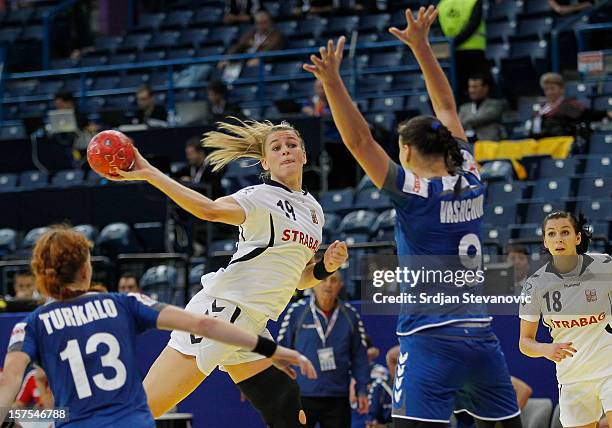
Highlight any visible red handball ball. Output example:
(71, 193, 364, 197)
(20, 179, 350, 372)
(87, 130, 135, 177)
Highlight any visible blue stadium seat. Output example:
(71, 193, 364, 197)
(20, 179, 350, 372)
(52, 169, 84, 187)
(193, 7, 223, 25)
(593, 96, 612, 111)
(35, 80, 64, 96)
(220, 159, 261, 194)
(149, 31, 180, 49)
(275, 21, 298, 37)
(405, 95, 433, 115)
(511, 224, 543, 240)
(50, 58, 80, 69)
(0, 228, 18, 257)
(592, 221, 610, 240)
(196, 45, 225, 58)
(92, 76, 120, 91)
(339, 232, 369, 245)
(483, 226, 511, 247)
(538, 158, 577, 178)
(323, 16, 359, 36)
(21, 227, 49, 252)
(522, 201, 566, 224)
(137, 51, 166, 63)
(367, 113, 395, 133)
(583, 155, 612, 176)
(369, 51, 402, 68)
(359, 13, 390, 32)
(73, 224, 98, 242)
(292, 18, 325, 38)
(390, 73, 425, 92)
(0, 123, 27, 140)
(166, 47, 196, 60)
(135, 12, 165, 31)
(487, 21, 516, 41)
(601, 80, 612, 95)
(140, 265, 178, 304)
(287, 38, 318, 49)
(290, 80, 316, 98)
(164, 10, 193, 28)
(240, 62, 273, 79)
(370, 208, 396, 238)
(229, 84, 258, 102)
(486, 43, 510, 65)
(522, 0, 553, 15)
(576, 177, 611, 199)
(177, 29, 209, 48)
(319, 189, 354, 213)
(339, 210, 378, 234)
(19, 170, 48, 189)
(209, 239, 237, 256)
(589, 132, 612, 155)
(22, 26, 43, 41)
(371, 96, 404, 112)
(94, 35, 122, 53)
(565, 81, 596, 98)
(479, 160, 514, 182)
(120, 34, 152, 51)
(484, 204, 517, 226)
(0, 27, 22, 43)
(358, 75, 393, 95)
(0, 173, 18, 191)
(486, 181, 527, 205)
(241, 106, 262, 120)
(96, 223, 142, 256)
(531, 178, 571, 201)
(273, 61, 305, 77)
(119, 74, 149, 89)
(510, 40, 548, 60)
(575, 200, 611, 223)
(189, 263, 206, 297)
(107, 53, 136, 65)
(516, 17, 553, 39)
(80, 54, 108, 67)
(6, 7, 33, 23)
(19, 102, 48, 117)
(486, 1, 522, 21)
(353, 188, 392, 211)
(323, 212, 341, 241)
(207, 26, 238, 46)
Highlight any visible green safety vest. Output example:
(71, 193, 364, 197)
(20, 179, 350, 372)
(438, 0, 486, 51)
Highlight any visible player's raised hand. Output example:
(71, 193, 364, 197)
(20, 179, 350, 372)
(270, 346, 318, 380)
(542, 342, 577, 363)
(303, 36, 346, 84)
(323, 240, 348, 272)
(106, 146, 155, 182)
(388, 5, 438, 50)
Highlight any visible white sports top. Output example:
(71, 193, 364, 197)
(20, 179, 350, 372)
(519, 253, 612, 384)
(202, 179, 324, 321)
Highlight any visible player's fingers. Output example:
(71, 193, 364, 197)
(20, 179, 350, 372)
(417, 6, 425, 21)
(282, 365, 297, 380)
(303, 63, 318, 74)
(567, 346, 578, 353)
(405, 8, 415, 25)
(310, 54, 324, 67)
(335, 36, 346, 57)
(327, 39, 334, 56)
(429, 8, 439, 24)
(560, 350, 574, 358)
(319, 46, 328, 61)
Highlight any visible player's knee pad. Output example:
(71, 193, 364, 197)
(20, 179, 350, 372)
(237, 366, 306, 428)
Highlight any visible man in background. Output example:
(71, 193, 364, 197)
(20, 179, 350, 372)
(459, 73, 507, 141)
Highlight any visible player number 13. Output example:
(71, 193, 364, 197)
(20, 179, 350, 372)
(59, 332, 127, 399)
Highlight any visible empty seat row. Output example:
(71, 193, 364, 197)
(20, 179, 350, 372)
(0, 170, 109, 191)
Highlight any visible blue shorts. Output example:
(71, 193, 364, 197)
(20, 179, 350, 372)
(392, 328, 519, 423)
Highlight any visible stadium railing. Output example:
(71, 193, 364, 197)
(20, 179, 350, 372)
(0, 37, 454, 126)
(551, 0, 611, 73)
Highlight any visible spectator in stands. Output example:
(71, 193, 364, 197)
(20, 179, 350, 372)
(219, 10, 285, 69)
(365, 345, 399, 428)
(548, 0, 594, 15)
(118, 272, 141, 294)
(438, 0, 488, 103)
(223, 0, 260, 24)
(134, 85, 168, 127)
(295, 0, 334, 15)
(277, 270, 370, 427)
(53, 91, 91, 131)
(528, 72, 611, 138)
(506, 244, 531, 292)
(177, 138, 224, 199)
(207, 80, 243, 122)
(12, 271, 37, 300)
(302, 80, 331, 118)
(458, 73, 507, 141)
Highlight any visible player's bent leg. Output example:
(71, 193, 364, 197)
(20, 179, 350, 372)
(225, 357, 273, 383)
(604, 412, 611, 428)
(143, 346, 206, 418)
(231, 364, 307, 428)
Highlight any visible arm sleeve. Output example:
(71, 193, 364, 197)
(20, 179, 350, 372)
(349, 307, 370, 396)
(7, 320, 37, 363)
(230, 186, 261, 218)
(124, 293, 167, 334)
(454, 0, 483, 46)
(276, 302, 301, 347)
(518, 280, 541, 322)
(381, 160, 430, 205)
(367, 382, 383, 422)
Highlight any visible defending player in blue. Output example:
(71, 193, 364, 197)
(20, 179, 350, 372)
(0, 226, 316, 427)
(304, 5, 522, 427)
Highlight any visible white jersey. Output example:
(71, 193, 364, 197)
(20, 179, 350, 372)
(519, 253, 612, 384)
(202, 179, 324, 320)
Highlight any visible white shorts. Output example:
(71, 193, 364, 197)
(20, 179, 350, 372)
(167, 288, 272, 375)
(559, 375, 612, 427)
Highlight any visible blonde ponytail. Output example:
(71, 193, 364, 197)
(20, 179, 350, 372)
(202, 118, 303, 172)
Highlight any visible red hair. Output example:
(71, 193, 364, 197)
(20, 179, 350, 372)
(30, 225, 92, 300)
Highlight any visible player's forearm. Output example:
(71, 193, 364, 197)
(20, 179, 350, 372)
(0, 373, 22, 421)
(323, 76, 375, 150)
(145, 169, 216, 221)
(519, 337, 546, 358)
(296, 263, 320, 290)
(410, 42, 457, 114)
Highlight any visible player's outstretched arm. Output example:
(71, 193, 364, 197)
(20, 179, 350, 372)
(389, 6, 467, 141)
(297, 241, 348, 290)
(0, 352, 30, 421)
(106, 147, 246, 225)
(519, 319, 577, 363)
(303, 37, 391, 188)
(157, 305, 317, 379)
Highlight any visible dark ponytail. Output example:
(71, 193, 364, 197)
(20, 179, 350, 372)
(542, 211, 592, 254)
(397, 116, 463, 174)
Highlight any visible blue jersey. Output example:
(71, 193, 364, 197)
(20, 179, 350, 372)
(381, 141, 492, 335)
(8, 292, 165, 427)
